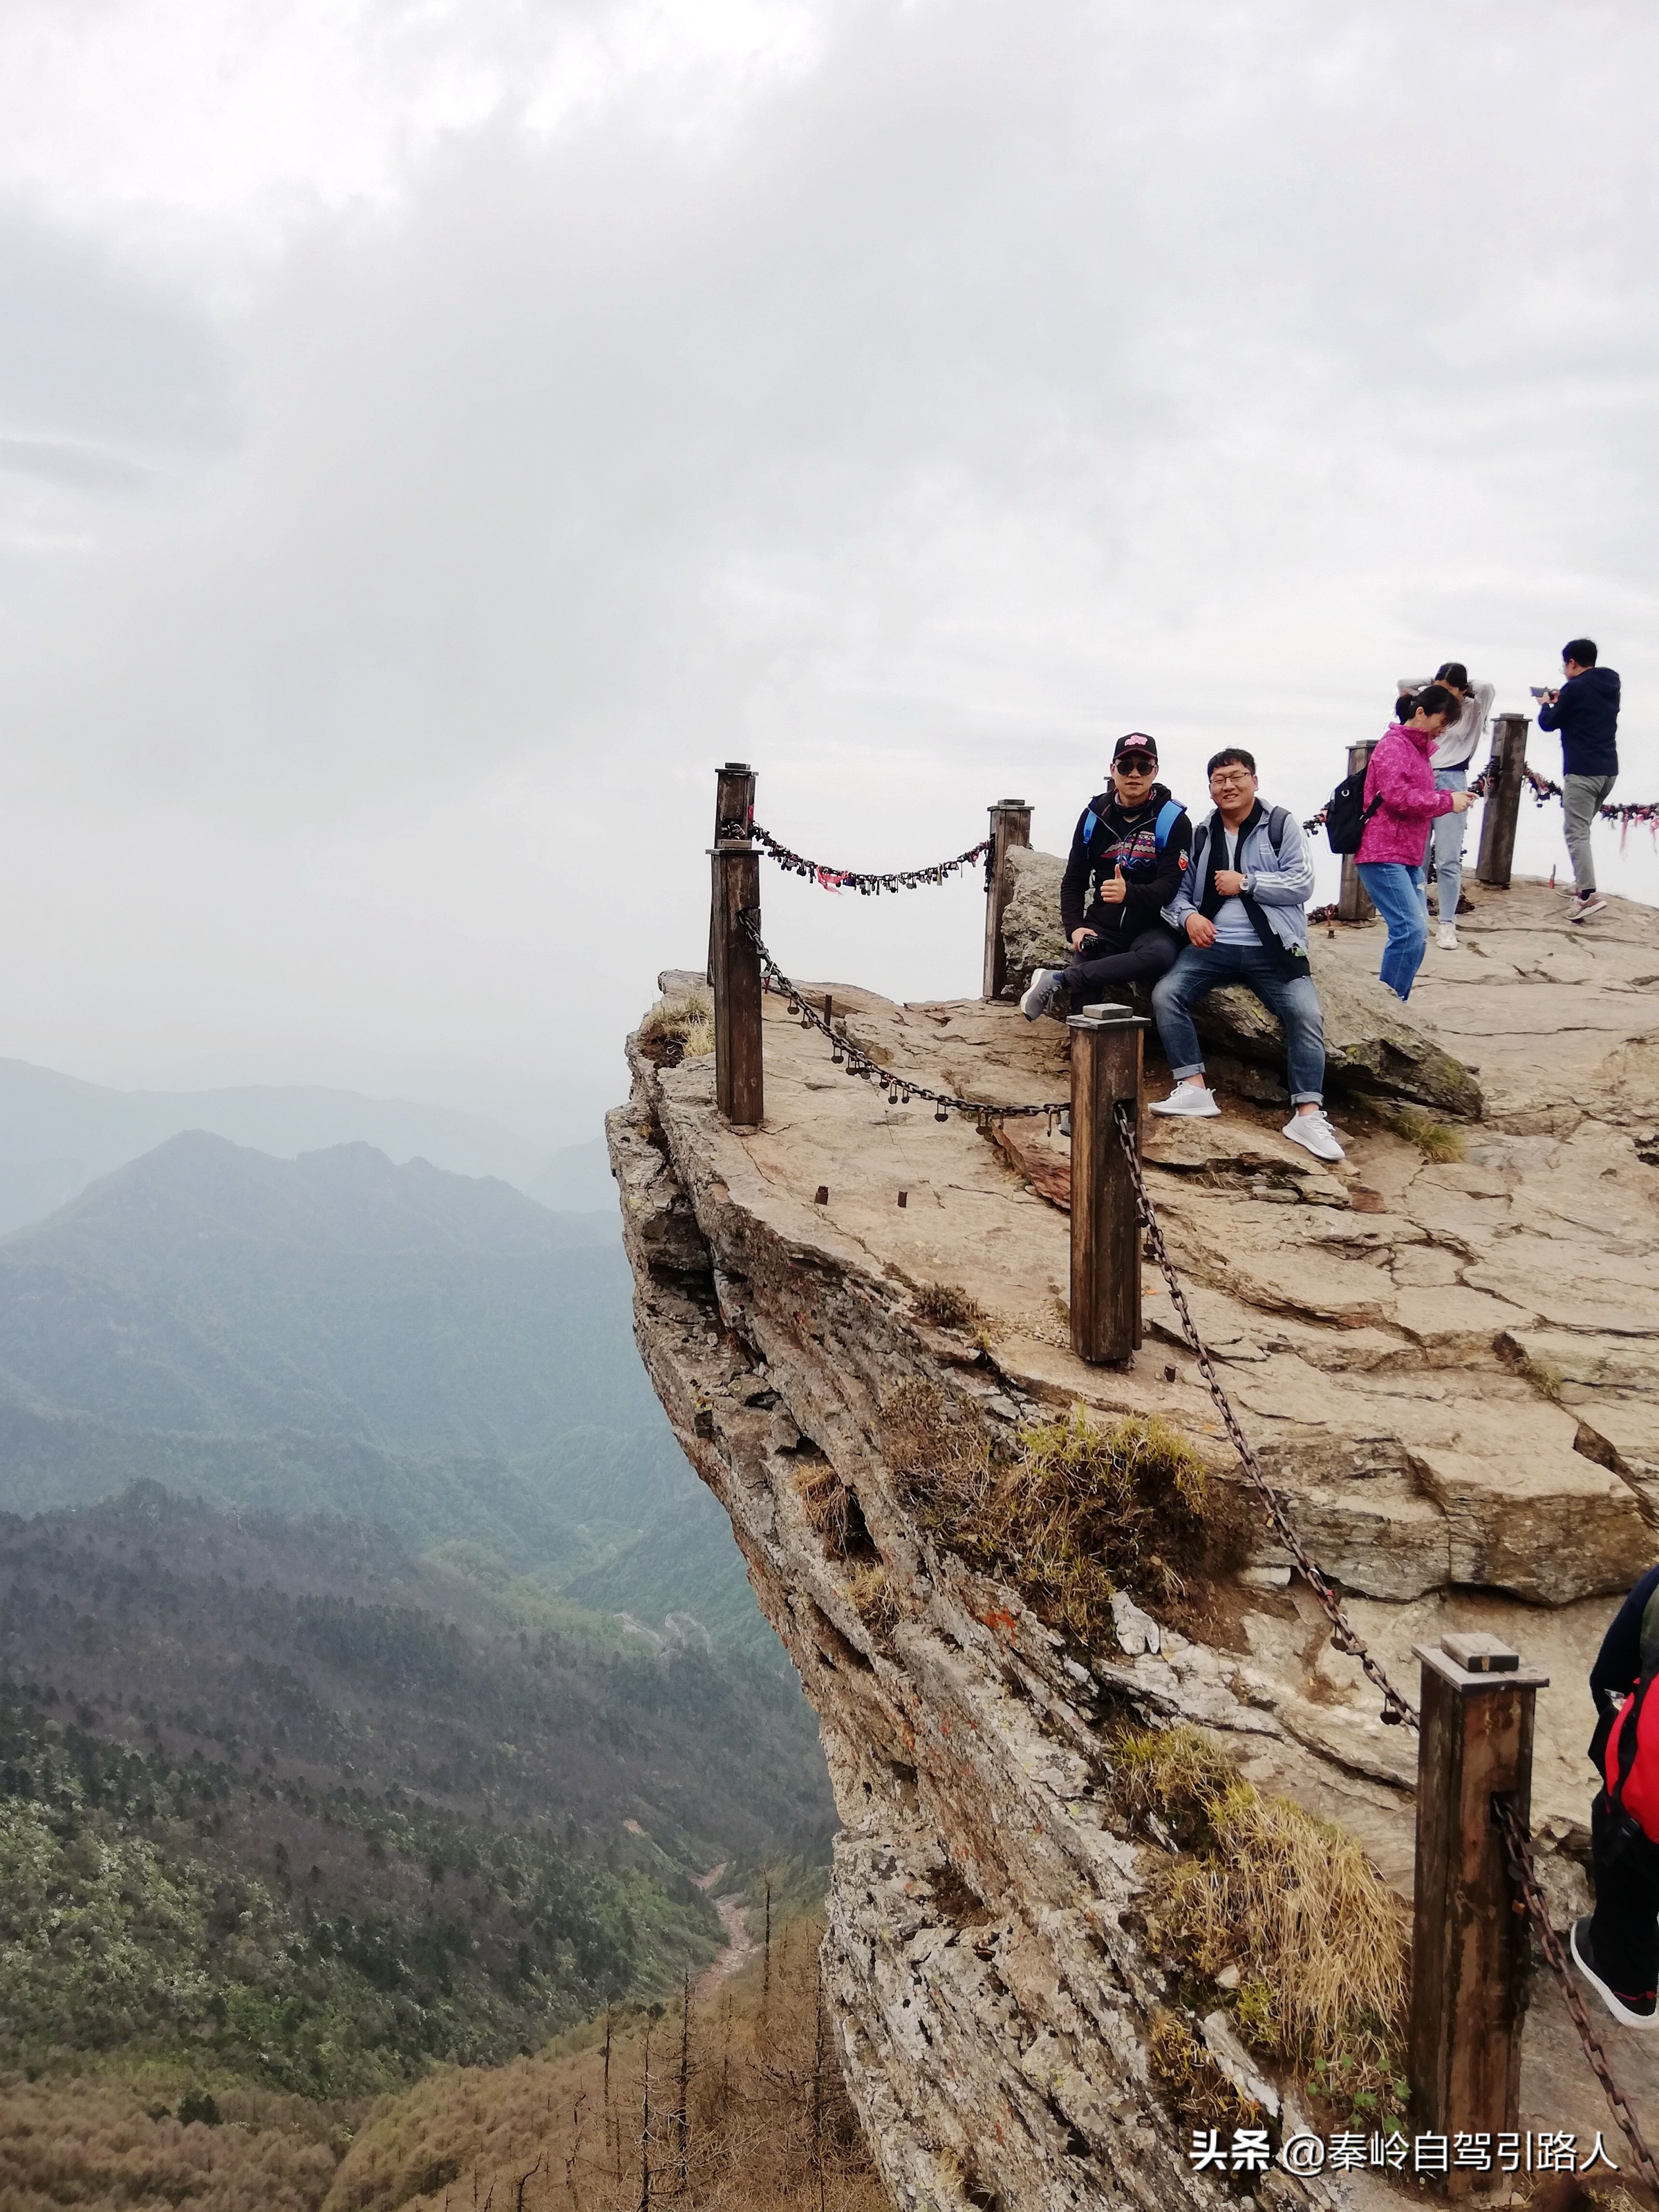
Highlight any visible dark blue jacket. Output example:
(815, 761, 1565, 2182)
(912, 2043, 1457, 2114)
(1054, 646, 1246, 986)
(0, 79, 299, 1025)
(1538, 665, 1620, 777)
(1060, 784, 1192, 943)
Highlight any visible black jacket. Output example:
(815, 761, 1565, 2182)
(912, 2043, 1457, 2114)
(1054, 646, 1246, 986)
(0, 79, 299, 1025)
(1538, 665, 1620, 778)
(1060, 784, 1192, 944)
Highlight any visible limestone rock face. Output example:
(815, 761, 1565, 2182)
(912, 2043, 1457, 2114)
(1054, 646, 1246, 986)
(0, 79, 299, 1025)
(998, 845, 1482, 1117)
(609, 875, 1659, 2206)
(998, 844, 1072, 986)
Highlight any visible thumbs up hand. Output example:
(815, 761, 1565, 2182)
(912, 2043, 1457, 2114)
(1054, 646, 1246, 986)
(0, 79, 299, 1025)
(1100, 863, 1128, 905)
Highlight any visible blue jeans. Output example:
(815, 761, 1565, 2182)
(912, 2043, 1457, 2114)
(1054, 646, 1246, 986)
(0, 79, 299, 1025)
(1423, 767, 1467, 921)
(1150, 941, 1327, 1107)
(1357, 862, 1430, 1000)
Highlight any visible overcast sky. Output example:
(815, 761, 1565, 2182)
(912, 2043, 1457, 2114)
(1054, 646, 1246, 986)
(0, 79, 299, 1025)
(1, 0, 1654, 1146)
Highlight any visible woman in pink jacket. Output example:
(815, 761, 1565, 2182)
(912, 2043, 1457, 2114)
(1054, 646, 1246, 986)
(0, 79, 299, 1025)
(1356, 683, 1475, 1000)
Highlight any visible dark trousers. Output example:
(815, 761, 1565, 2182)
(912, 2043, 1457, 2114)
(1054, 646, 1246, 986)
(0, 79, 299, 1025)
(1590, 1788, 1659, 2004)
(1061, 924, 1180, 1001)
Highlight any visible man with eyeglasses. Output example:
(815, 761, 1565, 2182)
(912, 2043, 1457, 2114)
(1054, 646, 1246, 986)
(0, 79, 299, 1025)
(1020, 733, 1192, 1022)
(1149, 747, 1344, 1163)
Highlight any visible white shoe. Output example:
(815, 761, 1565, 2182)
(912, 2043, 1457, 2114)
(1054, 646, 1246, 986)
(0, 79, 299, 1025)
(1437, 926, 1458, 950)
(1150, 1084, 1221, 1119)
(1020, 968, 1062, 1021)
(1282, 1111, 1344, 1163)
(1571, 894, 1607, 924)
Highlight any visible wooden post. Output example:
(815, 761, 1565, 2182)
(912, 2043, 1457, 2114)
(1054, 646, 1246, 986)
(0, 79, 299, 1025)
(1068, 1005, 1147, 1364)
(708, 763, 756, 982)
(1337, 740, 1378, 924)
(711, 842, 763, 1127)
(982, 799, 1032, 1002)
(1408, 1633, 1548, 2190)
(1476, 713, 1529, 890)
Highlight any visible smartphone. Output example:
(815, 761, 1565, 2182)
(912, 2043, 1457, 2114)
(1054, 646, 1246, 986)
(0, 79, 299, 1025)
(1530, 686, 1552, 701)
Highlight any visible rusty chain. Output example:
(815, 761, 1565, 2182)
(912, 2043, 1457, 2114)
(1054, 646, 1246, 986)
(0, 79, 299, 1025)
(1109, 1101, 1421, 1731)
(1112, 1099, 1659, 2175)
(737, 911, 1068, 1123)
(1494, 1799, 1659, 2190)
(720, 820, 993, 894)
(727, 827, 1656, 2161)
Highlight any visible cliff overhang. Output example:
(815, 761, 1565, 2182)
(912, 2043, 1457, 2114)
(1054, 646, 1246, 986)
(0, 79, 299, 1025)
(608, 874, 1659, 2207)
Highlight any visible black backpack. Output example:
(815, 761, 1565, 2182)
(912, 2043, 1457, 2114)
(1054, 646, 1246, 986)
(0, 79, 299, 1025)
(1322, 765, 1382, 856)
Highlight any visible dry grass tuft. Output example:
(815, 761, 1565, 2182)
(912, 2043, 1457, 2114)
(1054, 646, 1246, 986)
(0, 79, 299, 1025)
(793, 1459, 860, 1556)
(842, 1562, 895, 1627)
(1146, 2008, 1259, 2133)
(638, 990, 716, 1066)
(912, 1282, 988, 1333)
(1118, 1725, 1409, 2125)
(1388, 1105, 1465, 1162)
(885, 1383, 1228, 1642)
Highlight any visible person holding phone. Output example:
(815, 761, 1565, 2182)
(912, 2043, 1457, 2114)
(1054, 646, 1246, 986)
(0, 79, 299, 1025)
(1020, 734, 1192, 1020)
(1356, 684, 1475, 1002)
(1394, 659, 1492, 949)
(1537, 639, 1621, 923)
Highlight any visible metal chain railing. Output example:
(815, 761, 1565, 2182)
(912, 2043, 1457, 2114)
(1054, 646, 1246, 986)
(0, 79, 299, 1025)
(1109, 1101, 1421, 1731)
(720, 821, 993, 894)
(1521, 769, 1659, 830)
(1111, 1098, 1659, 2177)
(1495, 1799, 1659, 2190)
(738, 911, 1067, 1123)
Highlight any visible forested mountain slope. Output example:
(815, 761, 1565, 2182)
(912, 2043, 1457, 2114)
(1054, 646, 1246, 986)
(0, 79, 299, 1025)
(0, 1486, 834, 2097)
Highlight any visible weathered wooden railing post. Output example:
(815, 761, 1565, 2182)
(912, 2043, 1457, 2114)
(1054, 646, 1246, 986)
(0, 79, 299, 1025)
(1408, 1633, 1548, 2191)
(1476, 713, 1529, 890)
(982, 799, 1032, 1001)
(708, 763, 756, 982)
(1337, 740, 1378, 924)
(1068, 1004, 1147, 1365)
(711, 838, 763, 1127)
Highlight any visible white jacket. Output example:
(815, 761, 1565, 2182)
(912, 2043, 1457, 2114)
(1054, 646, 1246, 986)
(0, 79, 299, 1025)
(1396, 676, 1494, 773)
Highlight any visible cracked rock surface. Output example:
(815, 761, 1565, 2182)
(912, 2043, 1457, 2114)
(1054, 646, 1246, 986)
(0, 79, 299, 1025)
(608, 874, 1659, 2207)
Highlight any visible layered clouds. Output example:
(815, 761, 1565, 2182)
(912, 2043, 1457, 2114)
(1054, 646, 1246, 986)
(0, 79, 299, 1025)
(0, 1, 1655, 1134)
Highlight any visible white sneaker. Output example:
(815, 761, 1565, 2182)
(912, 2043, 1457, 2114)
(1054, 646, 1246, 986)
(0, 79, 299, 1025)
(1150, 1084, 1221, 1119)
(1437, 926, 1459, 950)
(1282, 1111, 1344, 1163)
(1571, 894, 1607, 924)
(1020, 968, 1062, 1021)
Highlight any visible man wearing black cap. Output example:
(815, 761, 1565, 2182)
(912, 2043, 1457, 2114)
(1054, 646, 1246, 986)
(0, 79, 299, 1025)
(1022, 735, 1192, 1021)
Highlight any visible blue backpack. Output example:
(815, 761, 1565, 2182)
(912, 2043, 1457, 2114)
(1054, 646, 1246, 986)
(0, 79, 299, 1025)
(1081, 796, 1184, 853)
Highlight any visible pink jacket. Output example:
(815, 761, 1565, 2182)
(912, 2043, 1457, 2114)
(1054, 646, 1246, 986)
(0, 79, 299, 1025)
(1357, 722, 1455, 865)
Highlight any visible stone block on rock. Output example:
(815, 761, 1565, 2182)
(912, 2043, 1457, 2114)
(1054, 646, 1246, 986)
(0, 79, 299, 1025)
(1407, 1445, 1646, 1604)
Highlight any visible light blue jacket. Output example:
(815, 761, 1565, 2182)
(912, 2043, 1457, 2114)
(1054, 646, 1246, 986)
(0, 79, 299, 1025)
(1162, 805, 1315, 955)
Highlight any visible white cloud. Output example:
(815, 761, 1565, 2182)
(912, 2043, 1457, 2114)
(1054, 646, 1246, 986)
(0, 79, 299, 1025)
(0, 0, 1655, 1139)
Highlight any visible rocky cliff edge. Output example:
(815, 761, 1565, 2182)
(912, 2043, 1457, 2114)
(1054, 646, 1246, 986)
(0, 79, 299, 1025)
(607, 875, 1659, 2211)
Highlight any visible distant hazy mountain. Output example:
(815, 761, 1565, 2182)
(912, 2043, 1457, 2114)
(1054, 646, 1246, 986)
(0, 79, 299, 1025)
(0, 1055, 615, 1233)
(529, 1134, 617, 1212)
(0, 1130, 761, 1646)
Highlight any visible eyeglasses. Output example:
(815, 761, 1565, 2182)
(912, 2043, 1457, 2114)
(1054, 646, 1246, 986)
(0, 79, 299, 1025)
(1116, 756, 1155, 772)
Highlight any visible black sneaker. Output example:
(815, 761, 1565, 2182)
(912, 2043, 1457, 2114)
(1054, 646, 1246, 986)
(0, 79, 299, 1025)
(1571, 1915, 1659, 2029)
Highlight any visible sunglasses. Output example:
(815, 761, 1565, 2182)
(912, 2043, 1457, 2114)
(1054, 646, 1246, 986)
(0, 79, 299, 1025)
(1116, 754, 1156, 771)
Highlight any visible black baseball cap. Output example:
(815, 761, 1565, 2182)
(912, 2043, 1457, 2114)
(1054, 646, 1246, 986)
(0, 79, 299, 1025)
(1112, 732, 1158, 766)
